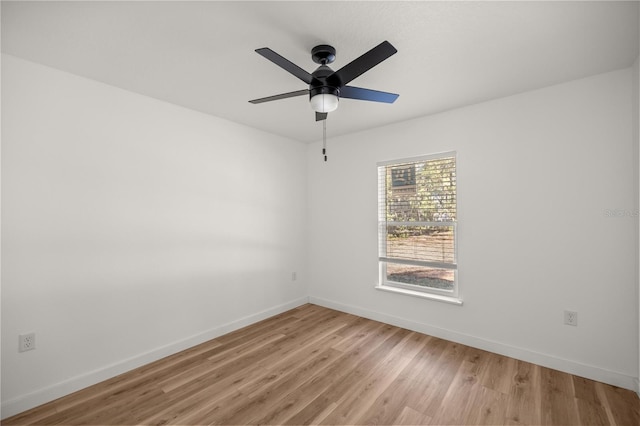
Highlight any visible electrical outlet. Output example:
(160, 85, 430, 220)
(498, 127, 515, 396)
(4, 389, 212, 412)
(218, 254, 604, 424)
(564, 311, 578, 326)
(19, 333, 36, 352)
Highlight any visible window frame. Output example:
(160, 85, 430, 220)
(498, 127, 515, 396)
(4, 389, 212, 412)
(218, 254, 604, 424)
(377, 152, 461, 304)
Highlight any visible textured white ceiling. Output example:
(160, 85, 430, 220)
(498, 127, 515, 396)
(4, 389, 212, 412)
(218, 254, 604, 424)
(2, 1, 639, 143)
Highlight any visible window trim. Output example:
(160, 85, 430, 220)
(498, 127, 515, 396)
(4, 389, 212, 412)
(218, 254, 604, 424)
(375, 283, 463, 306)
(377, 151, 461, 304)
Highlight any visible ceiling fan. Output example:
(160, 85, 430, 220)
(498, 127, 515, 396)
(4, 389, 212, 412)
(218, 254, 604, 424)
(249, 41, 399, 121)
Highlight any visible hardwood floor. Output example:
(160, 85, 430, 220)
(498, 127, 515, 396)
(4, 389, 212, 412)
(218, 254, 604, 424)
(4, 304, 639, 425)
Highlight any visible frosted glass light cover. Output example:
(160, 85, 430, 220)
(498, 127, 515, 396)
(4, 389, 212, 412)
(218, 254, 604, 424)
(310, 94, 339, 113)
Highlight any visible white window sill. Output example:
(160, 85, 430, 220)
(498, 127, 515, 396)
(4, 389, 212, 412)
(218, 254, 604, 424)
(375, 284, 463, 306)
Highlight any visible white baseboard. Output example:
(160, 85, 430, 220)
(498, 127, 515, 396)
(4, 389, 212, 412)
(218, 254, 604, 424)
(309, 296, 639, 394)
(1, 296, 310, 419)
(636, 378, 640, 398)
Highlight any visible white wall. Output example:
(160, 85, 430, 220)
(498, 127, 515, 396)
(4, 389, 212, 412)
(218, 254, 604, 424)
(308, 68, 639, 391)
(1, 54, 308, 417)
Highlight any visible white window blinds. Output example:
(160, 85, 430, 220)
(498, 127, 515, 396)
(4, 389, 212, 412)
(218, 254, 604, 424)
(378, 153, 457, 294)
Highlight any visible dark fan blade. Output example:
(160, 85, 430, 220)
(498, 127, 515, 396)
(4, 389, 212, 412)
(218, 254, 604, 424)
(339, 86, 399, 103)
(249, 89, 309, 104)
(327, 41, 397, 87)
(315, 112, 328, 121)
(255, 48, 313, 84)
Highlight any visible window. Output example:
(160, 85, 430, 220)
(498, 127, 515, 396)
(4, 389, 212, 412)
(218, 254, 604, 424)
(377, 152, 458, 301)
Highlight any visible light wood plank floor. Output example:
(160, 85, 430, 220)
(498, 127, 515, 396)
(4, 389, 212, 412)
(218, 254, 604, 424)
(4, 304, 639, 425)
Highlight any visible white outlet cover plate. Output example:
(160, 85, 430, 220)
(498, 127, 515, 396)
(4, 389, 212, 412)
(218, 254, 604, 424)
(19, 333, 36, 352)
(564, 311, 578, 326)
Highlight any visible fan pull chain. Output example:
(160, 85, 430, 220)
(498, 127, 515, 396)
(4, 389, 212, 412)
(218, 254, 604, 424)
(322, 119, 327, 162)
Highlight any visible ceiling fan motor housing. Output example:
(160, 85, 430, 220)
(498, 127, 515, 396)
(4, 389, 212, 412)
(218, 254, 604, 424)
(310, 64, 340, 99)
